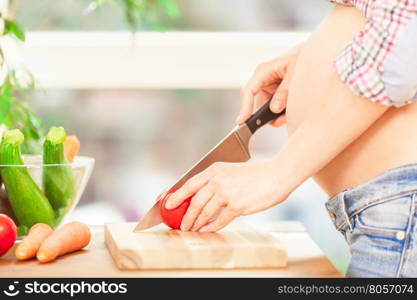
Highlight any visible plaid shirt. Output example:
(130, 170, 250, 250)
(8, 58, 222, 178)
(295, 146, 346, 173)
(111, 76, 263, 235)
(329, 0, 417, 106)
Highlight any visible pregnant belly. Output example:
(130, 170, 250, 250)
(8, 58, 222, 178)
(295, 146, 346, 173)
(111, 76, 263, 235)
(294, 102, 417, 197)
(285, 6, 417, 197)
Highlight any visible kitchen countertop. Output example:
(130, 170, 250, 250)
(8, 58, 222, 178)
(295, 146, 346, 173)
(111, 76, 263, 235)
(0, 222, 342, 278)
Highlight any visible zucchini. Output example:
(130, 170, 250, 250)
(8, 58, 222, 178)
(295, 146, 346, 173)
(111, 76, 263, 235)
(43, 126, 75, 211)
(0, 129, 55, 230)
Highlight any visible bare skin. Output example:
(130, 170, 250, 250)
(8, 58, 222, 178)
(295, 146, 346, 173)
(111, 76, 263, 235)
(165, 5, 417, 232)
(287, 6, 417, 196)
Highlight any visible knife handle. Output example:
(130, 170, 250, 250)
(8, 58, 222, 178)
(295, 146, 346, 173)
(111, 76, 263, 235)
(245, 99, 286, 134)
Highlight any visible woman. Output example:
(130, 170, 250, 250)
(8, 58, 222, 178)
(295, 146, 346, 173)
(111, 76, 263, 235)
(165, 1, 417, 277)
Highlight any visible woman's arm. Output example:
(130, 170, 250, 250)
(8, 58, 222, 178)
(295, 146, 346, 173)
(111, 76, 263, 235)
(271, 73, 388, 196)
(165, 5, 394, 232)
(166, 72, 388, 233)
(166, 73, 389, 233)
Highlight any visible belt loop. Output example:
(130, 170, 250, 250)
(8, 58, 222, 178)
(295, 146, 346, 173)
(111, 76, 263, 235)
(342, 191, 353, 232)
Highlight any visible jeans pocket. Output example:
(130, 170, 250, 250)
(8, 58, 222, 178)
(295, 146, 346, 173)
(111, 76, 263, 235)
(349, 193, 414, 242)
(345, 193, 415, 277)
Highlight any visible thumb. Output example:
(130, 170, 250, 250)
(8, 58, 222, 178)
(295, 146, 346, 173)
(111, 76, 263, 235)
(270, 82, 289, 113)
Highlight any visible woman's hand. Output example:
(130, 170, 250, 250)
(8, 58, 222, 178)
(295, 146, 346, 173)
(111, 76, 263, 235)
(162, 44, 304, 233)
(236, 45, 302, 127)
(164, 160, 289, 232)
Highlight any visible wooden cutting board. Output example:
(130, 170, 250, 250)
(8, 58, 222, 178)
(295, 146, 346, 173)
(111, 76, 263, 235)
(104, 222, 287, 270)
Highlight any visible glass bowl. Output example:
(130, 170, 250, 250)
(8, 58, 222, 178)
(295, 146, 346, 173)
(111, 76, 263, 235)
(0, 155, 94, 236)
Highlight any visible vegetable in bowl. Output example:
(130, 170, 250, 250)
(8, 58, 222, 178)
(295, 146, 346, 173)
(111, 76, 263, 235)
(43, 127, 76, 211)
(0, 129, 55, 232)
(0, 127, 94, 236)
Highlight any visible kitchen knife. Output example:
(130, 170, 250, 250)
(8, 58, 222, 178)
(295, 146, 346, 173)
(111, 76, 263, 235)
(134, 99, 285, 231)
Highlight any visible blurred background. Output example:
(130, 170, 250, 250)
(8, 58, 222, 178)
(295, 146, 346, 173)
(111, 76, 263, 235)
(12, 0, 349, 272)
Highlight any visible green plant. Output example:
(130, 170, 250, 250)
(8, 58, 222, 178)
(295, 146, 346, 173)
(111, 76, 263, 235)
(87, 0, 180, 31)
(0, 1, 42, 154)
(0, 0, 179, 154)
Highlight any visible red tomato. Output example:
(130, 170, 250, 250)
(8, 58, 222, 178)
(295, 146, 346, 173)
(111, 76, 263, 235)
(0, 214, 17, 256)
(159, 190, 192, 230)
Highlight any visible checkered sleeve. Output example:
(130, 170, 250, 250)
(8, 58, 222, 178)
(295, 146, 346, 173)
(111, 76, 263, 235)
(328, 0, 353, 5)
(333, 0, 417, 106)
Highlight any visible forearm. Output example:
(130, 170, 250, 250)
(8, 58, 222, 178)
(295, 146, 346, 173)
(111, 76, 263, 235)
(273, 74, 388, 195)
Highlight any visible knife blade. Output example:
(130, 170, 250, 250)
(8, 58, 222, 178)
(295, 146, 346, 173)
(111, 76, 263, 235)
(134, 99, 285, 231)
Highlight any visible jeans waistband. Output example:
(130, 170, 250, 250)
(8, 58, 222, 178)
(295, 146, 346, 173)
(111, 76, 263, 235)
(325, 163, 417, 232)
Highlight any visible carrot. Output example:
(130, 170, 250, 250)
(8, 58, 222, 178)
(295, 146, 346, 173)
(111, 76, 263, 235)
(15, 223, 53, 260)
(36, 221, 91, 263)
(64, 135, 80, 163)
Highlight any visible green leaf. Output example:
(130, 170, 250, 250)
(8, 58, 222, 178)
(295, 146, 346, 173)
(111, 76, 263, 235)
(8, 68, 35, 90)
(0, 47, 4, 66)
(91, 0, 180, 32)
(5, 20, 25, 41)
(4, 99, 44, 154)
(156, 0, 180, 18)
(0, 84, 12, 124)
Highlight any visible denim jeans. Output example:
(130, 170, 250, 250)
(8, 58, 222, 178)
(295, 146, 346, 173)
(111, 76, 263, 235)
(326, 163, 417, 277)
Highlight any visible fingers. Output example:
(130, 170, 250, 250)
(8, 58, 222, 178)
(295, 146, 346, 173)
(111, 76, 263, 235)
(270, 58, 295, 114)
(199, 207, 238, 232)
(236, 89, 254, 125)
(263, 82, 280, 95)
(155, 189, 168, 203)
(255, 82, 286, 127)
(180, 185, 214, 231)
(254, 83, 279, 111)
(270, 79, 290, 114)
(268, 63, 293, 128)
(270, 114, 287, 128)
(237, 57, 293, 126)
(254, 89, 272, 111)
(165, 171, 210, 209)
(236, 63, 279, 125)
(191, 196, 225, 232)
(270, 88, 288, 113)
